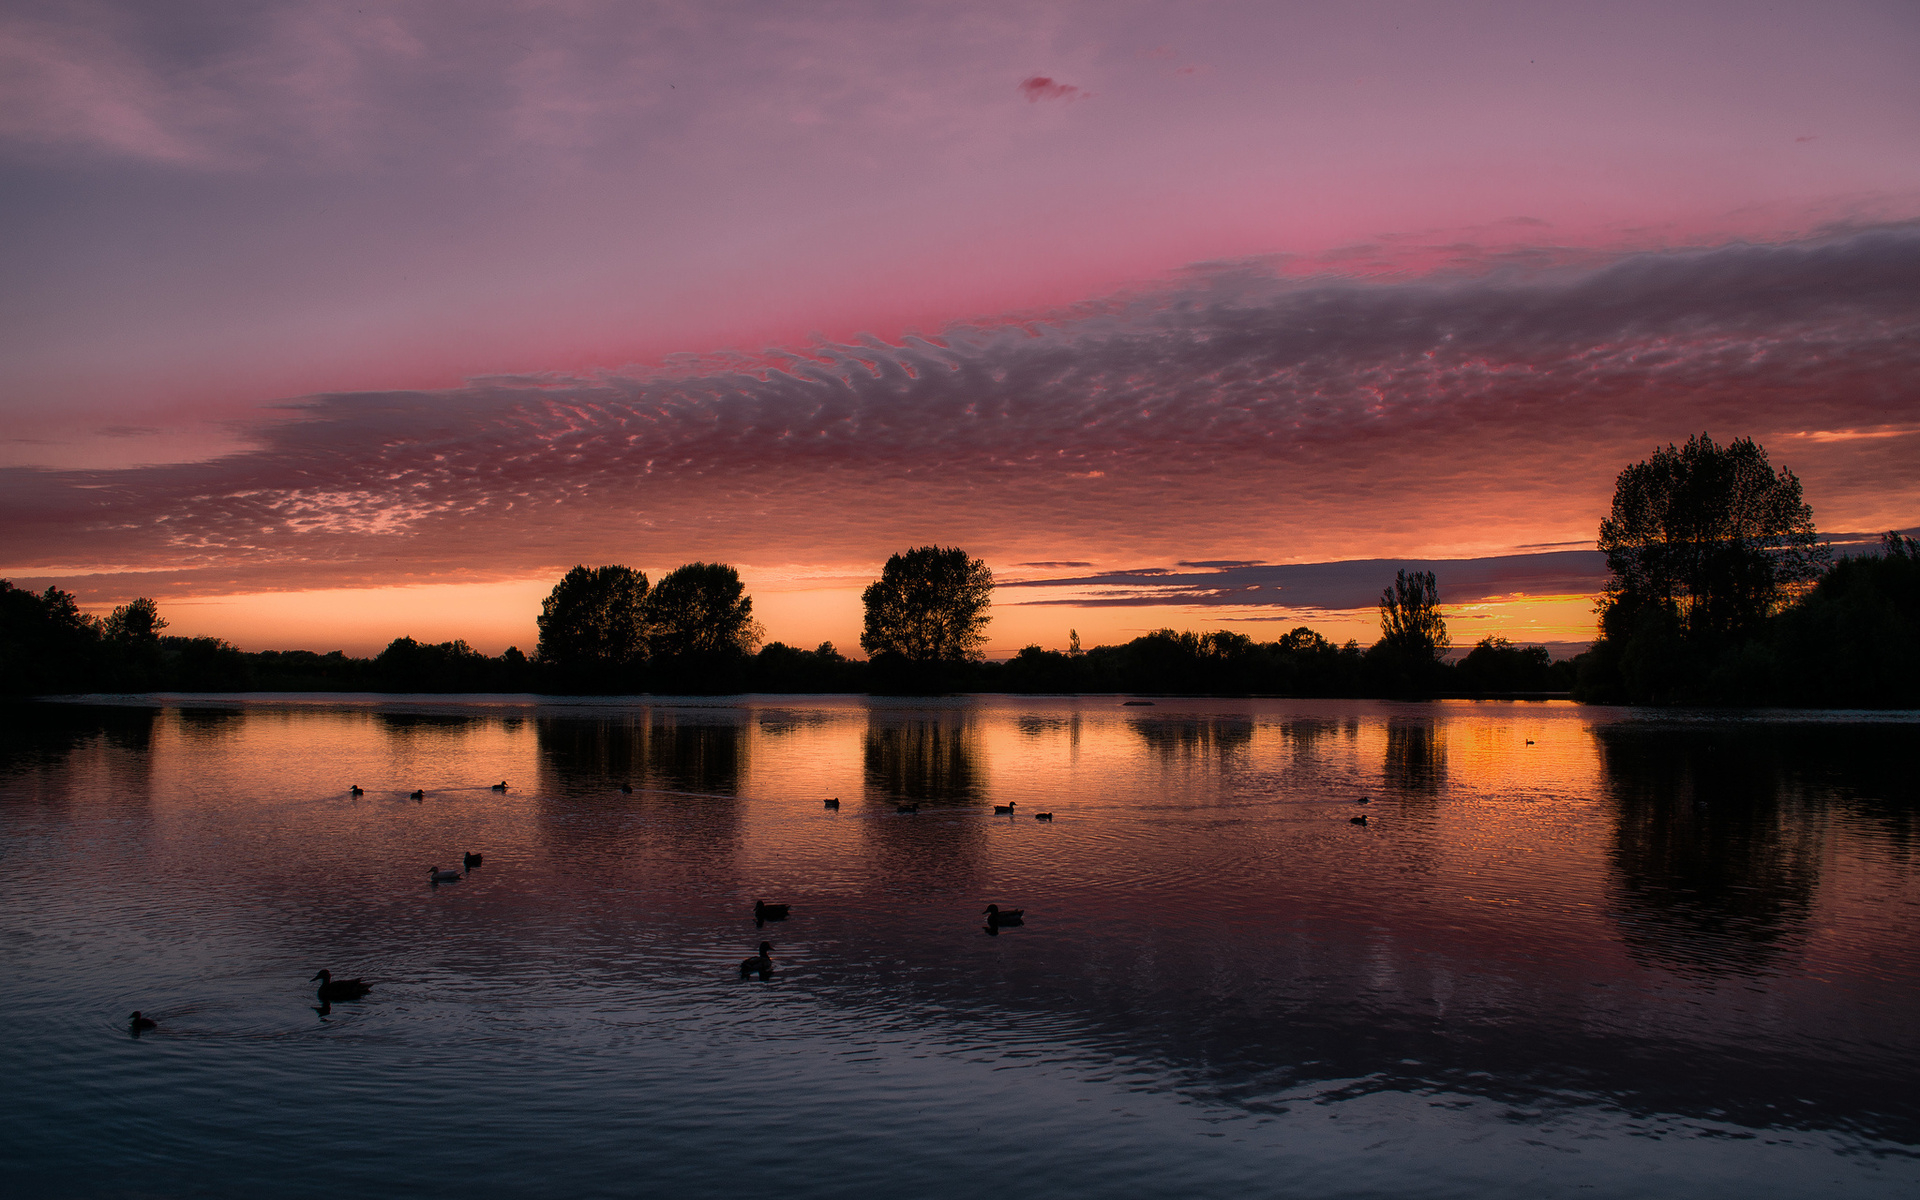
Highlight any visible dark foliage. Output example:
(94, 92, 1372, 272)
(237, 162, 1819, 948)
(1598, 433, 1827, 645)
(861, 546, 994, 665)
(536, 565, 651, 689)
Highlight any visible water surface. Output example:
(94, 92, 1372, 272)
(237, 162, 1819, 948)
(3, 695, 1916, 1197)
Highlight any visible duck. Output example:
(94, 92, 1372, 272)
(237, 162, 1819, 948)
(349, 784, 364, 796)
(739, 942, 773, 977)
(462, 851, 483, 869)
(429, 865, 463, 882)
(754, 900, 790, 924)
(1350, 814, 1368, 826)
(311, 970, 372, 1001)
(1525, 739, 1536, 745)
(982, 904, 1024, 927)
(896, 802, 920, 814)
(823, 797, 840, 809)
(410, 789, 425, 800)
(490, 780, 508, 791)
(619, 782, 634, 794)
(994, 802, 1016, 815)
(1355, 797, 1370, 805)
(128, 1011, 157, 1034)
(1034, 812, 1054, 821)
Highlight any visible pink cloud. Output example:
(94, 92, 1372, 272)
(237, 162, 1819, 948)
(1018, 76, 1085, 103)
(4, 227, 1916, 604)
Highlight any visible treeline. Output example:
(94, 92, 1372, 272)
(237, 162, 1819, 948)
(0, 576, 1565, 697)
(1575, 529, 1920, 706)
(1571, 434, 1920, 707)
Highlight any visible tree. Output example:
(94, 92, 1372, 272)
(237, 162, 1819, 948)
(1598, 433, 1827, 643)
(1377, 569, 1450, 662)
(860, 546, 993, 663)
(104, 597, 167, 642)
(646, 562, 761, 662)
(536, 565, 651, 673)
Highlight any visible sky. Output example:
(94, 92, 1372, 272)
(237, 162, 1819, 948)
(2, 1, 1917, 658)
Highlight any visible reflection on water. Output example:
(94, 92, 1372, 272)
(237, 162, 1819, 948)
(1127, 713, 1255, 760)
(862, 712, 982, 806)
(1599, 725, 1822, 974)
(535, 711, 749, 797)
(2, 695, 1917, 1199)
(1383, 718, 1446, 794)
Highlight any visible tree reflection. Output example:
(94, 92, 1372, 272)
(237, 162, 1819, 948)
(1127, 716, 1254, 760)
(1598, 725, 1819, 976)
(1382, 720, 1446, 794)
(863, 715, 982, 806)
(0, 704, 158, 800)
(859, 712, 986, 886)
(535, 712, 747, 797)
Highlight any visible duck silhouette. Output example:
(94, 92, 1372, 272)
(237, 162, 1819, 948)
(491, 780, 508, 791)
(896, 802, 920, 814)
(1034, 812, 1054, 821)
(1351, 814, 1368, 826)
(311, 970, 372, 1002)
(982, 904, 1024, 927)
(739, 942, 773, 977)
(1355, 797, 1370, 805)
(462, 851, 483, 869)
(994, 802, 1016, 815)
(410, 789, 425, 800)
(754, 900, 790, 925)
(349, 785, 364, 796)
(619, 782, 634, 794)
(128, 1011, 157, 1035)
(429, 865, 462, 883)
(823, 797, 840, 809)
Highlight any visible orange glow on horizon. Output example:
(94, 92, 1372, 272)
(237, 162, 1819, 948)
(124, 580, 1598, 661)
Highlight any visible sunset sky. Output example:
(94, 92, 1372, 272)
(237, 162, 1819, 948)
(3, 1, 1917, 659)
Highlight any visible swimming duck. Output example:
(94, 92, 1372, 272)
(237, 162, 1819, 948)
(462, 851, 483, 869)
(410, 789, 425, 800)
(349, 785, 364, 796)
(129, 1011, 156, 1034)
(429, 865, 462, 882)
(994, 802, 1016, 814)
(1034, 812, 1054, 821)
(619, 782, 634, 794)
(982, 904, 1024, 927)
(491, 780, 508, 791)
(823, 797, 840, 809)
(896, 802, 920, 814)
(754, 900, 790, 924)
(1355, 797, 1370, 804)
(739, 942, 773, 976)
(1350, 814, 1368, 826)
(311, 970, 372, 1001)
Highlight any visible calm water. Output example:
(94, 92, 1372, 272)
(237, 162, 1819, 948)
(2, 694, 1916, 1198)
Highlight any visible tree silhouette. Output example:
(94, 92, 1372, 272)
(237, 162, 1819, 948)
(536, 565, 651, 674)
(103, 597, 167, 642)
(860, 546, 993, 663)
(1599, 433, 1826, 643)
(1377, 569, 1450, 661)
(646, 562, 761, 662)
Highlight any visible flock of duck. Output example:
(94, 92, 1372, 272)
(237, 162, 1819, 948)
(124, 766, 1390, 1033)
(127, 777, 1052, 1036)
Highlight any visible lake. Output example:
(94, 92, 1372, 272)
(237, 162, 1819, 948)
(2, 694, 1916, 1198)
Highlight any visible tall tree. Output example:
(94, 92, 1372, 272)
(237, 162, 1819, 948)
(536, 565, 651, 672)
(860, 546, 993, 663)
(1598, 433, 1826, 642)
(646, 562, 761, 662)
(104, 597, 167, 642)
(1377, 569, 1450, 661)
